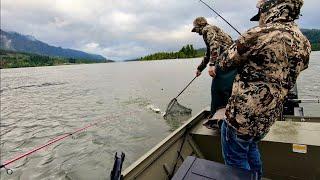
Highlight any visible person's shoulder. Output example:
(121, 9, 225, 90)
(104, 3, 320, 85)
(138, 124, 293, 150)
(291, 24, 311, 43)
(210, 24, 224, 32)
(243, 26, 264, 36)
(202, 24, 214, 32)
(247, 23, 296, 36)
(241, 23, 286, 40)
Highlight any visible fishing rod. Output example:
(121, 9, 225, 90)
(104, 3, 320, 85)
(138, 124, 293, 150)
(199, 0, 242, 36)
(0, 122, 98, 174)
(0, 112, 135, 174)
(288, 99, 320, 103)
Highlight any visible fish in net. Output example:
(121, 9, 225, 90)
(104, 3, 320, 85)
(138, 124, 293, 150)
(163, 98, 192, 130)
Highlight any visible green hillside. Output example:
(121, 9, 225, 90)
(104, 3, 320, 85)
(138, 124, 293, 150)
(0, 49, 110, 69)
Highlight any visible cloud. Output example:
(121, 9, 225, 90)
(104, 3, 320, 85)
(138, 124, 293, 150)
(82, 42, 148, 60)
(1, 0, 319, 60)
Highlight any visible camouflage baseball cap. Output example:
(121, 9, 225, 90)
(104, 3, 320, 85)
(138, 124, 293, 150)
(191, 17, 208, 32)
(251, 0, 304, 22)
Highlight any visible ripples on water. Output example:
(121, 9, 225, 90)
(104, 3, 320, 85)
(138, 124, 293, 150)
(1, 52, 319, 179)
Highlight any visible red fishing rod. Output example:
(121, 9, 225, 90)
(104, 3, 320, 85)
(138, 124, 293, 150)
(0, 111, 137, 174)
(0, 121, 98, 174)
(0, 112, 141, 174)
(0, 109, 151, 174)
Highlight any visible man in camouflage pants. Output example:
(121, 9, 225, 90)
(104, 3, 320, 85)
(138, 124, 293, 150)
(216, 0, 311, 178)
(191, 17, 237, 118)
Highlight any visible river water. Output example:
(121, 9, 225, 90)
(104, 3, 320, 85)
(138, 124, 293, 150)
(1, 52, 319, 180)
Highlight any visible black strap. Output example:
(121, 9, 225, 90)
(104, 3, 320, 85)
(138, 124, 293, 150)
(169, 130, 188, 179)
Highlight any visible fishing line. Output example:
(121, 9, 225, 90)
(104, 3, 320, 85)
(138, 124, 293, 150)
(199, 0, 242, 36)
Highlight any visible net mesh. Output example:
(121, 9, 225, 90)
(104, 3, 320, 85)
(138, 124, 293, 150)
(163, 98, 192, 130)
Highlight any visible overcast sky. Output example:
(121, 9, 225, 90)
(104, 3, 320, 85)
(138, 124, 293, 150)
(1, 0, 319, 60)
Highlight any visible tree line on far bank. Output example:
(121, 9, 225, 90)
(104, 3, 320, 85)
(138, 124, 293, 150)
(141, 43, 319, 61)
(302, 29, 320, 51)
(141, 29, 320, 61)
(140, 44, 205, 61)
(0, 49, 112, 69)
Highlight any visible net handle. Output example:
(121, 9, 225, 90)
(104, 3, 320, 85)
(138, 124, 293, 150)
(175, 76, 197, 99)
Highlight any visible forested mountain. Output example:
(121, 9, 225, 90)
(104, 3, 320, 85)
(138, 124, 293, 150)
(0, 29, 106, 61)
(0, 49, 112, 69)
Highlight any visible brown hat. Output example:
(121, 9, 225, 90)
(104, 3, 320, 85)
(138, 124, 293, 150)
(191, 17, 208, 32)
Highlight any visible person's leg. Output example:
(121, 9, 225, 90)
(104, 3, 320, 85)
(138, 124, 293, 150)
(248, 140, 263, 179)
(211, 78, 217, 115)
(220, 121, 250, 170)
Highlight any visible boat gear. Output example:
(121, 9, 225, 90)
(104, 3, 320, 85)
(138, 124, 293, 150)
(199, 0, 241, 36)
(203, 119, 221, 129)
(163, 76, 196, 120)
(110, 152, 125, 180)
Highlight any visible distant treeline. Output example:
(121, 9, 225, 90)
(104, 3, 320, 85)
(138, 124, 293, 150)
(141, 29, 319, 61)
(141, 44, 205, 61)
(301, 29, 320, 51)
(311, 43, 320, 51)
(0, 49, 112, 69)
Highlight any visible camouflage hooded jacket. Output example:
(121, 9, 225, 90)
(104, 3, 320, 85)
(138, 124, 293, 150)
(217, 0, 311, 136)
(197, 24, 233, 72)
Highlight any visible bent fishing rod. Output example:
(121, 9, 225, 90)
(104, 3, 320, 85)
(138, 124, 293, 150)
(0, 122, 98, 174)
(199, 0, 242, 36)
(0, 112, 134, 174)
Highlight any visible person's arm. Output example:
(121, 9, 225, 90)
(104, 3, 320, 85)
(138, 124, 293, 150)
(197, 50, 210, 72)
(216, 43, 245, 71)
(196, 33, 211, 73)
(216, 27, 259, 71)
(205, 28, 220, 65)
(286, 39, 311, 90)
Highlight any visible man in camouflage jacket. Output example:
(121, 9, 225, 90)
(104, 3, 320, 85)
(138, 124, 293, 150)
(216, 0, 311, 178)
(191, 17, 237, 115)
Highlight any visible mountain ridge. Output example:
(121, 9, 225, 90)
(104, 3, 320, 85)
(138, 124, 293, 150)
(0, 29, 106, 61)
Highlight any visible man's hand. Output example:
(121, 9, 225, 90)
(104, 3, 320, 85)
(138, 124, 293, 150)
(208, 66, 216, 78)
(196, 70, 202, 77)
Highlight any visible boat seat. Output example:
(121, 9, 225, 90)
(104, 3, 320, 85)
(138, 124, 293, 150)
(172, 156, 257, 180)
